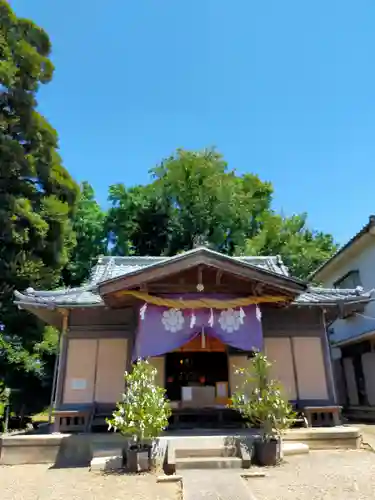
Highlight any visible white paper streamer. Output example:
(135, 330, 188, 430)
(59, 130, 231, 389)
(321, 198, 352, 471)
(239, 307, 246, 324)
(139, 303, 148, 320)
(208, 308, 214, 327)
(256, 305, 262, 322)
(190, 310, 196, 329)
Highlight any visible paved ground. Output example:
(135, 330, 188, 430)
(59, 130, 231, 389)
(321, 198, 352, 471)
(249, 450, 375, 500)
(0, 465, 180, 500)
(181, 469, 252, 500)
(1, 441, 375, 499)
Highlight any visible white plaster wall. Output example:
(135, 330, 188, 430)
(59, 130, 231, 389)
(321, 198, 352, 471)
(319, 234, 375, 344)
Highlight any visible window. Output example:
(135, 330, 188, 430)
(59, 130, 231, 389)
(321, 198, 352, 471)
(334, 270, 362, 290)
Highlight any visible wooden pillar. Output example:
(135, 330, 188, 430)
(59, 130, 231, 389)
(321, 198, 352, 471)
(50, 309, 69, 430)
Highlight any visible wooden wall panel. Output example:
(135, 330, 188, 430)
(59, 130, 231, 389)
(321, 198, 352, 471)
(63, 339, 96, 404)
(293, 337, 328, 400)
(94, 339, 128, 403)
(264, 338, 297, 400)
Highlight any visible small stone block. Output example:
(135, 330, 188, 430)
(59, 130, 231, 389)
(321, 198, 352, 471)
(90, 455, 123, 472)
(157, 474, 183, 483)
(241, 471, 267, 478)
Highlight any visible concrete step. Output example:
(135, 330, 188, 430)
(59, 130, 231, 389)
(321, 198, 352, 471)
(175, 446, 237, 458)
(176, 456, 242, 470)
(283, 442, 309, 456)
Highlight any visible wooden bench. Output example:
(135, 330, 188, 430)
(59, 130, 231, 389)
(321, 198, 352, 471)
(54, 408, 92, 433)
(303, 406, 342, 427)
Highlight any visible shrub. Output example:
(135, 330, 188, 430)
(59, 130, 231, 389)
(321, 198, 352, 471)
(107, 359, 171, 444)
(230, 352, 295, 441)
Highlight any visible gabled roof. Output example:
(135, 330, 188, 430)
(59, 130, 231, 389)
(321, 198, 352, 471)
(310, 215, 375, 281)
(96, 247, 306, 297)
(14, 247, 373, 310)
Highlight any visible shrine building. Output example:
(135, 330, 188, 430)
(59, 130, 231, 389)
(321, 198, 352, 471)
(14, 247, 371, 432)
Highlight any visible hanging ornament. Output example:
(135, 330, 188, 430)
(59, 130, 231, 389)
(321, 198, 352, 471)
(139, 303, 148, 320)
(190, 310, 196, 329)
(256, 305, 262, 322)
(201, 327, 206, 349)
(208, 308, 214, 327)
(239, 307, 246, 324)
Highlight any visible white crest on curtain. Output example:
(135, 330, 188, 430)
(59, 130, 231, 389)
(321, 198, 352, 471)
(218, 308, 242, 333)
(162, 308, 185, 332)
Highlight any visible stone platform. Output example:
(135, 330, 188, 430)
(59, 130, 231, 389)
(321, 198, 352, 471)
(0, 426, 361, 467)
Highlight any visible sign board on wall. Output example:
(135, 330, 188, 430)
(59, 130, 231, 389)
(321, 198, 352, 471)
(71, 378, 87, 390)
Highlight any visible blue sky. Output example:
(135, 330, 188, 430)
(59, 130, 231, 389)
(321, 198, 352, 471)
(12, 0, 375, 245)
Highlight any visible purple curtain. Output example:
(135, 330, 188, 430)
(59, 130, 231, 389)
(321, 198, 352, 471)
(132, 296, 263, 360)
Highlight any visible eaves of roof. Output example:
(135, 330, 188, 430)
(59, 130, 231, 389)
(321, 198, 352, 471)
(309, 215, 375, 281)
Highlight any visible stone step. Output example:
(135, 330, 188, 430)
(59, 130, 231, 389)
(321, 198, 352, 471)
(175, 446, 237, 458)
(283, 442, 309, 456)
(176, 456, 243, 470)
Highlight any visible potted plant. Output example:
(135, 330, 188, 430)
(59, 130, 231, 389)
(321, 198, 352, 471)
(230, 352, 295, 466)
(107, 359, 171, 473)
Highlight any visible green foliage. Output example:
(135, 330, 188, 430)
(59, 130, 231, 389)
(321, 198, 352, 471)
(107, 360, 171, 443)
(230, 352, 296, 441)
(62, 182, 107, 286)
(106, 183, 172, 256)
(0, 0, 78, 411)
(105, 148, 337, 278)
(239, 212, 338, 280)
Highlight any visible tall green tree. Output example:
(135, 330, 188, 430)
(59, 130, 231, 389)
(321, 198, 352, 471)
(238, 212, 338, 279)
(62, 182, 107, 287)
(107, 148, 274, 256)
(106, 147, 337, 279)
(152, 148, 274, 254)
(0, 1, 78, 410)
(106, 183, 172, 256)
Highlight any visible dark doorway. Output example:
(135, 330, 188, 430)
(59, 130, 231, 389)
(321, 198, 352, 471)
(165, 351, 228, 401)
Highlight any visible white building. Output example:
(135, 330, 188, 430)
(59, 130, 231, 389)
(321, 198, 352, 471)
(311, 215, 375, 410)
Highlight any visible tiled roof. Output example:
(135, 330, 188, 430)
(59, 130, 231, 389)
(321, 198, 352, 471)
(14, 285, 372, 310)
(15, 252, 293, 308)
(88, 253, 291, 285)
(13, 248, 373, 309)
(294, 286, 371, 305)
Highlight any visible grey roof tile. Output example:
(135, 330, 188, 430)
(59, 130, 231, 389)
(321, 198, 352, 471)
(293, 286, 371, 305)
(14, 250, 373, 308)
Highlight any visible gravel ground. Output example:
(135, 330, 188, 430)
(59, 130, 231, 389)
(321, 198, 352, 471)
(0, 464, 180, 500)
(248, 450, 375, 500)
